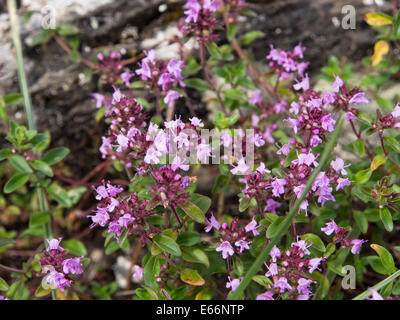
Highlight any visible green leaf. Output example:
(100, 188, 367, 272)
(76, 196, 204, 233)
(371, 244, 396, 274)
(353, 210, 368, 234)
(180, 268, 205, 286)
(29, 212, 50, 227)
(4, 93, 24, 106)
(240, 31, 265, 45)
(152, 234, 181, 256)
(184, 78, 212, 92)
(34, 284, 52, 298)
(177, 232, 201, 246)
(42, 147, 70, 165)
(266, 216, 285, 238)
(300, 233, 326, 252)
(30, 160, 53, 177)
(239, 197, 251, 213)
(177, 200, 205, 224)
(57, 24, 79, 36)
(379, 207, 393, 232)
(205, 42, 223, 60)
(182, 247, 210, 268)
(352, 140, 365, 157)
(31, 29, 53, 46)
(227, 24, 237, 42)
(190, 193, 211, 214)
(0, 149, 12, 161)
(354, 168, 372, 185)
(371, 154, 386, 171)
(385, 136, 400, 153)
(4, 173, 31, 194)
(143, 256, 161, 288)
(8, 155, 33, 173)
(62, 239, 88, 256)
(0, 277, 9, 291)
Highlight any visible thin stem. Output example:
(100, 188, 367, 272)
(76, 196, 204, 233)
(0, 264, 26, 274)
(228, 114, 345, 300)
(8, 0, 35, 130)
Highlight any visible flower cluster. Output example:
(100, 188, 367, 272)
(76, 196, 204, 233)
(321, 219, 367, 254)
(180, 0, 220, 43)
(206, 215, 259, 259)
(40, 238, 84, 292)
(257, 239, 324, 300)
(89, 181, 155, 243)
(266, 43, 309, 81)
(99, 89, 150, 165)
(95, 51, 126, 85)
(136, 50, 185, 109)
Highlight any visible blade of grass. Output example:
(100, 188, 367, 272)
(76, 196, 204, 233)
(228, 114, 345, 300)
(7, 0, 35, 130)
(353, 269, 400, 300)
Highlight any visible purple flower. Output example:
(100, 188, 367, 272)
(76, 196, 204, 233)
(330, 158, 349, 175)
(308, 257, 324, 273)
(271, 178, 287, 197)
(0, 296, 8, 300)
(265, 262, 279, 277)
(321, 114, 336, 132)
(91, 93, 106, 109)
(46, 238, 63, 252)
(120, 71, 134, 87)
(293, 75, 310, 91)
(292, 237, 311, 255)
(349, 92, 369, 106)
(45, 271, 71, 292)
(249, 90, 262, 105)
(270, 245, 282, 262)
(216, 241, 235, 259)
(90, 207, 110, 227)
(321, 219, 339, 236)
(332, 75, 344, 93)
(274, 277, 292, 293)
(235, 239, 251, 253)
(118, 214, 135, 228)
(164, 90, 182, 108)
(203, 0, 219, 12)
(264, 198, 282, 214)
(184, 0, 201, 23)
(366, 287, 384, 300)
(190, 116, 204, 127)
(297, 278, 314, 295)
(132, 265, 144, 282)
(245, 219, 260, 236)
(336, 177, 351, 191)
(205, 214, 220, 232)
(277, 144, 291, 156)
(226, 277, 241, 292)
(230, 158, 250, 175)
(171, 156, 190, 171)
(62, 257, 83, 275)
(256, 291, 274, 300)
(350, 239, 367, 254)
(167, 59, 185, 86)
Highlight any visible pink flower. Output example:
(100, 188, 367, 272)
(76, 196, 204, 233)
(235, 239, 251, 253)
(249, 90, 262, 105)
(45, 271, 71, 292)
(271, 178, 287, 197)
(132, 265, 144, 282)
(120, 71, 134, 86)
(216, 241, 235, 259)
(293, 75, 310, 91)
(332, 75, 344, 93)
(366, 288, 384, 300)
(330, 158, 349, 175)
(226, 277, 241, 292)
(164, 90, 182, 108)
(205, 214, 220, 232)
(265, 263, 279, 277)
(297, 278, 314, 295)
(274, 277, 292, 293)
(46, 238, 63, 252)
(171, 156, 190, 171)
(349, 92, 369, 106)
(231, 158, 250, 175)
(308, 257, 324, 273)
(336, 177, 351, 191)
(62, 257, 83, 275)
(190, 116, 204, 127)
(265, 199, 282, 214)
(350, 239, 367, 254)
(256, 291, 274, 300)
(292, 237, 311, 255)
(245, 219, 260, 236)
(392, 104, 400, 118)
(321, 219, 339, 236)
(321, 114, 336, 132)
(118, 214, 135, 228)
